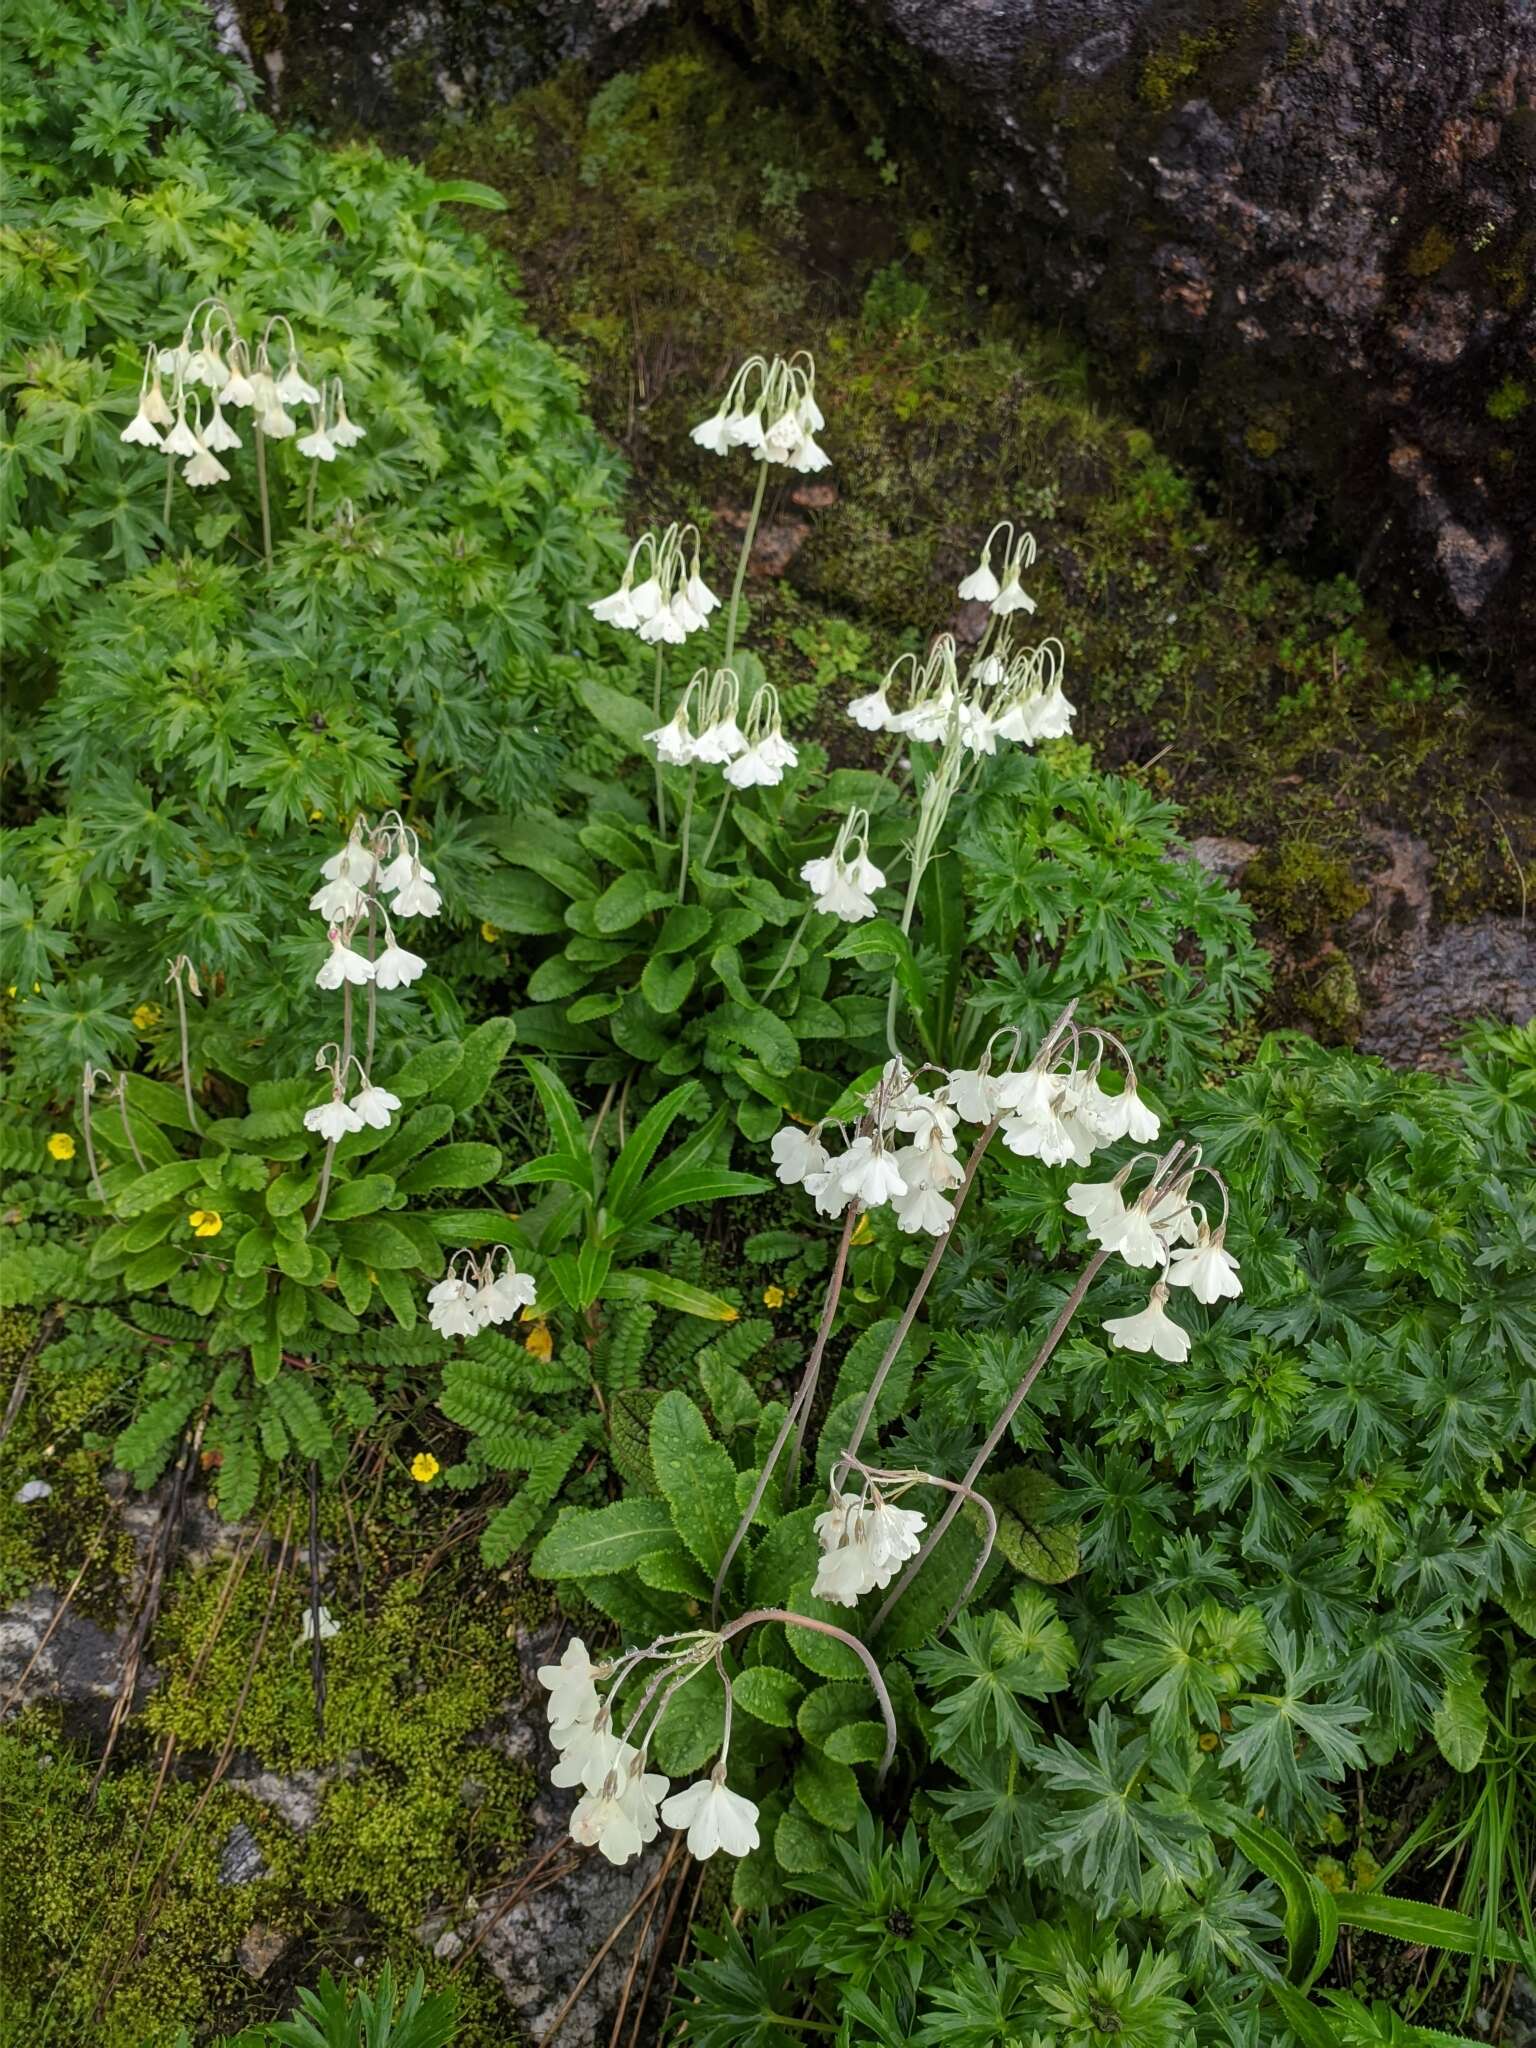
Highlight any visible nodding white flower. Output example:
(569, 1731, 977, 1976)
(1103, 1282, 1191, 1363)
(163, 406, 200, 459)
(328, 385, 365, 448)
(316, 932, 376, 989)
(591, 580, 642, 628)
(645, 702, 698, 766)
(158, 341, 193, 380)
(770, 1126, 829, 1186)
(660, 1772, 760, 1860)
(1102, 1075, 1160, 1143)
(690, 406, 735, 455)
(277, 361, 321, 408)
(349, 1083, 401, 1131)
(993, 536, 1038, 616)
(427, 1273, 482, 1340)
(537, 1638, 601, 1738)
(957, 699, 1000, 756)
(724, 684, 797, 788)
(550, 1722, 637, 1793)
(685, 568, 719, 616)
(389, 865, 441, 919)
(993, 1066, 1056, 1123)
(726, 406, 766, 450)
(259, 404, 297, 440)
(892, 1179, 956, 1235)
(723, 742, 780, 787)
(638, 604, 688, 645)
(1168, 1224, 1242, 1304)
(297, 1605, 340, 1646)
(1111, 1201, 1166, 1269)
(813, 1489, 926, 1605)
(1029, 681, 1076, 740)
(182, 444, 230, 488)
(802, 1162, 858, 1218)
(847, 685, 894, 732)
(785, 432, 830, 473)
(692, 716, 747, 764)
(1066, 1173, 1131, 1247)
(957, 550, 1002, 604)
(304, 1095, 364, 1142)
(800, 839, 884, 922)
(372, 939, 426, 990)
(221, 358, 256, 410)
(309, 876, 365, 922)
(139, 355, 175, 428)
(324, 837, 380, 888)
(201, 402, 241, 453)
(298, 415, 337, 461)
(942, 1067, 1003, 1124)
(484, 1263, 538, 1323)
(837, 1136, 907, 1208)
(999, 1083, 1090, 1168)
(121, 400, 165, 449)
(571, 1761, 670, 1866)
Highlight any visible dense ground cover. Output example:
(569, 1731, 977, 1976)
(0, 6, 1533, 2048)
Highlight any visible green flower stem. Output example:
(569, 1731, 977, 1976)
(698, 787, 732, 871)
(719, 1607, 897, 1782)
(79, 1068, 107, 1205)
(168, 961, 201, 1133)
(304, 463, 317, 531)
(254, 424, 273, 570)
(650, 644, 669, 837)
(762, 905, 813, 999)
(675, 766, 698, 905)
(831, 1115, 1005, 1494)
(162, 454, 174, 531)
(870, 1243, 1111, 1635)
(363, 901, 378, 1075)
(711, 1202, 860, 1622)
(723, 459, 768, 667)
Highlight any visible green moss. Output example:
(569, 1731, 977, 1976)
(1139, 29, 1232, 110)
(1404, 225, 1456, 277)
(1486, 377, 1530, 423)
(1243, 841, 1369, 944)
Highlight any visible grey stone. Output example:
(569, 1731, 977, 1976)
(237, 1921, 291, 1980)
(229, 1758, 352, 1833)
(0, 1587, 155, 1716)
(218, 1821, 268, 1887)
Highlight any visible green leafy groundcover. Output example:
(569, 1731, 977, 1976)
(1, 6, 1534, 2048)
(0, 0, 635, 1097)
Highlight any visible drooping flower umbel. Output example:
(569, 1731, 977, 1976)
(425, 1246, 538, 1340)
(690, 351, 829, 473)
(590, 523, 719, 642)
(813, 1480, 927, 1605)
(800, 805, 885, 922)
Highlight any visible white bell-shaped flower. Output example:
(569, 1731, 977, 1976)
(1066, 1173, 1130, 1246)
(259, 405, 297, 440)
(277, 361, 321, 408)
(303, 1095, 364, 1142)
(373, 939, 426, 990)
(1103, 1282, 1190, 1363)
(426, 1273, 483, 1340)
(182, 444, 230, 488)
(484, 1263, 538, 1322)
(957, 551, 1001, 604)
(690, 407, 734, 455)
(1168, 1224, 1242, 1304)
(846, 685, 894, 732)
(389, 865, 441, 919)
(942, 1067, 1000, 1125)
(837, 1136, 907, 1208)
(201, 402, 241, 453)
(324, 837, 379, 888)
(537, 1637, 601, 1739)
(660, 1772, 760, 1860)
(316, 933, 375, 989)
(298, 417, 336, 461)
(328, 385, 365, 448)
(348, 1083, 401, 1131)
(645, 703, 698, 766)
(309, 877, 365, 922)
(120, 401, 165, 450)
(769, 1126, 828, 1186)
(162, 406, 200, 459)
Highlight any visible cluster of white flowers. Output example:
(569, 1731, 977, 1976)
(799, 805, 884, 922)
(847, 624, 1075, 759)
(538, 1638, 760, 1868)
(812, 1480, 927, 1606)
(1067, 1150, 1241, 1362)
(589, 523, 720, 645)
(426, 1245, 538, 1339)
(957, 521, 1038, 615)
(302, 1045, 401, 1141)
(645, 668, 799, 788)
(120, 301, 363, 489)
(311, 818, 440, 1000)
(690, 351, 828, 473)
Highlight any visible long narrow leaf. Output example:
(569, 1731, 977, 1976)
(522, 1058, 593, 1192)
(1334, 1891, 1526, 1964)
(603, 1081, 700, 1223)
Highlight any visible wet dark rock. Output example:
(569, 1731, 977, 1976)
(703, 0, 1536, 681)
(1356, 914, 1535, 1069)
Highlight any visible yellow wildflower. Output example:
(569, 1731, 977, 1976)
(524, 1321, 554, 1363)
(189, 1209, 223, 1237)
(480, 921, 501, 943)
(132, 1002, 162, 1032)
(410, 1452, 440, 1484)
(47, 1132, 76, 1161)
(762, 1285, 785, 1309)
(1197, 1731, 1221, 1753)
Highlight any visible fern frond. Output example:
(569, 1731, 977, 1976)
(479, 1427, 585, 1565)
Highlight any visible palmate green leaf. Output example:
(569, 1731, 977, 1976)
(1224, 1628, 1368, 1818)
(1030, 1709, 1205, 1911)
(909, 1601, 1064, 1757)
(1093, 1593, 1265, 1744)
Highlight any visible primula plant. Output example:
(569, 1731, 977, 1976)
(3, 9, 1534, 2044)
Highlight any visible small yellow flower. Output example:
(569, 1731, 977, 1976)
(524, 1321, 554, 1363)
(1198, 1731, 1221, 1753)
(132, 1002, 162, 1032)
(480, 921, 501, 943)
(310, 808, 326, 821)
(411, 1452, 440, 1484)
(190, 1209, 223, 1238)
(47, 1132, 76, 1161)
(5, 985, 15, 999)
(762, 1285, 785, 1309)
